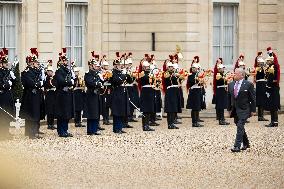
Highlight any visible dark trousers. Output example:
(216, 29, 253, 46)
(142, 113, 150, 126)
(167, 112, 175, 125)
(74, 111, 82, 124)
(128, 108, 135, 119)
(57, 119, 69, 136)
(113, 115, 123, 132)
(270, 110, 278, 123)
(258, 106, 264, 118)
(102, 107, 110, 121)
(234, 115, 249, 148)
(47, 114, 54, 126)
(191, 110, 198, 124)
(216, 109, 225, 121)
(150, 113, 156, 123)
(87, 119, 99, 134)
(25, 120, 40, 137)
(123, 116, 128, 127)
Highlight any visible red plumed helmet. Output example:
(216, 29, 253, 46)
(169, 55, 173, 61)
(2, 48, 8, 55)
(194, 56, 199, 62)
(267, 47, 272, 51)
(62, 48, 67, 53)
(144, 54, 149, 58)
(91, 51, 95, 57)
(116, 52, 120, 58)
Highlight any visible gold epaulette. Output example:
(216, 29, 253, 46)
(163, 71, 171, 78)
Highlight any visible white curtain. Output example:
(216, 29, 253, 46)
(65, 5, 85, 67)
(213, 4, 237, 66)
(0, 4, 17, 63)
(213, 6, 221, 64)
(222, 6, 234, 65)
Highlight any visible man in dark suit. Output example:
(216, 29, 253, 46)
(228, 68, 256, 152)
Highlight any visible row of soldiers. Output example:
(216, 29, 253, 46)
(0, 46, 281, 140)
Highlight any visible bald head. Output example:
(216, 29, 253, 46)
(234, 68, 245, 81)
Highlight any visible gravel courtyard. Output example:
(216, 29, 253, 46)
(0, 115, 283, 189)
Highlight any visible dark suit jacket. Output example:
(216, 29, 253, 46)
(227, 80, 256, 119)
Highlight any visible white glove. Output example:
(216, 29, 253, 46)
(8, 80, 12, 86)
(122, 68, 127, 75)
(71, 79, 74, 85)
(98, 73, 104, 81)
(10, 71, 16, 79)
(71, 71, 76, 79)
(41, 70, 46, 81)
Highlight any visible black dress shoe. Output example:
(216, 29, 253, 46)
(128, 118, 138, 122)
(29, 135, 43, 139)
(47, 125, 57, 130)
(171, 124, 179, 129)
(231, 147, 241, 152)
(87, 132, 101, 136)
(150, 122, 160, 126)
(265, 123, 277, 127)
(123, 124, 133, 128)
(98, 126, 105, 130)
(219, 120, 230, 125)
(103, 120, 112, 125)
(246, 120, 250, 123)
(192, 123, 204, 127)
(38, 131, 45, 135)
(67, 133, 73, 137)
(59, 133, 68, 137)
(174, 120, 182, 124)
(142, 125, 155, 131)
(198, 119, 204, 122)
(241, 144, 250, 150)
(258, 117, 269, 121)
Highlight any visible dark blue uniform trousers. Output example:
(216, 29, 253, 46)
(87, 119, 99, 134)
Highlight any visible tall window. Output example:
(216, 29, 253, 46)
(0, 4, 18, 63)
(65, 4, 86, 67)
(213, 4, 238, 67)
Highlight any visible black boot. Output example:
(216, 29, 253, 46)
(150, 113, 160, 126)
(258, 107, 268, 121)
(266, 111, 275, 127)
(273, 111, 278, 127)
(219, 109, 229, 125)
(197, 111, 204, 122)
(142, 114, 154, 131)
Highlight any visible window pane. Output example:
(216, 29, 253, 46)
(0, 26, 3, 47)
(223, 47, 233, 65)
(65, 26, 71, 46)
(66, 5, 71, 25)
(223, 6, 234, 26)
(74, 26, 82, 46)
(5, 4, 16, 25)
(74, 6, 82, 25)
(213, 26, 220, 46)
(66, 47, 72, 62)
(8, 48, 15, 63)
(213, 6, 221, 26)
(6, 25, 16, 47)
(213, 47, 220, 63)
(223, 26, 233, 45)
(74, 47, 82, 67)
